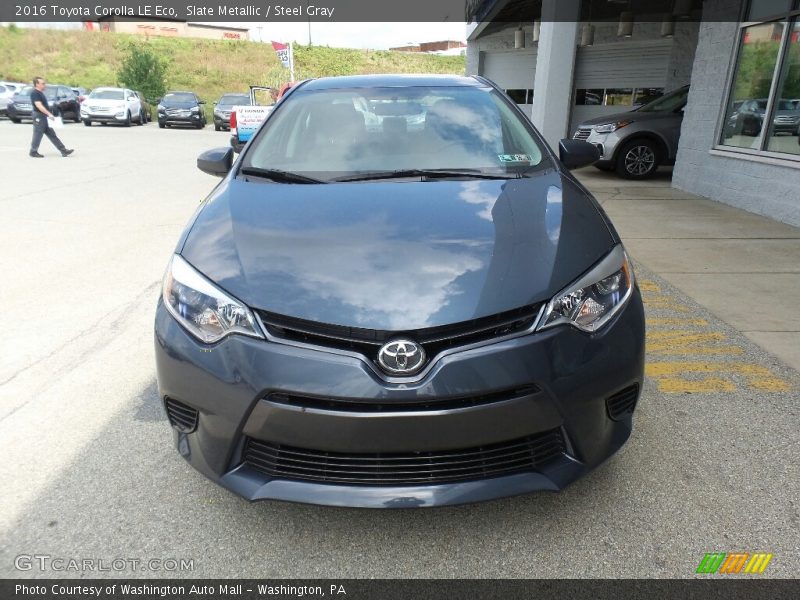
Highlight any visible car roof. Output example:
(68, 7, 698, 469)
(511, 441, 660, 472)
(300, 74, 483, 91)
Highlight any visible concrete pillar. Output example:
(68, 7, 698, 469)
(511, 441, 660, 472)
(531, 0, 580, 149)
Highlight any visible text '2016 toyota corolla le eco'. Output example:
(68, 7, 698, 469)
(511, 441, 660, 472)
(154, 75, 645, 508)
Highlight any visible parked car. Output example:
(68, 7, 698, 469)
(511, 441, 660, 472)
(573, 84, 689, 179)
(81, 87, 144, 126)
(134, 91, 152, 123)
(728, 98, 800, 136)
(71, 87, 89, 103)
(7, 84, 81, 123)
(0, 84, 10, 117)
(157, 91, 206, 129)
(155, 74, 645, 508)
(213, 93, 250, 131)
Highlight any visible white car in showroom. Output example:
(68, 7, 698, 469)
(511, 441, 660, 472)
(81, 87, 144, 126)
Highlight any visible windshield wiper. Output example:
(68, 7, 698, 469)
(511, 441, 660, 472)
(240, 167, 325, 184)
(332, 169, 514, 182)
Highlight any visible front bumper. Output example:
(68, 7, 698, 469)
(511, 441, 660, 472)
(159, 113, 203, 126)
(81, 110, 129, 123)
(7, 104, 32, 120)
(155, 287, 645, 508)
(214, 115, 232, 129)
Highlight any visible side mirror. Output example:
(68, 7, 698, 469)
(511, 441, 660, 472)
(198, 100, 206, 105)
(559, 139, 600, 170)
(197, 147, 233, 177)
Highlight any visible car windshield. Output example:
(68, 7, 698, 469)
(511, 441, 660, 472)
(218, 94, 249, 106)
(636, 86, 688, 112)
(243, 85, 549, 181)
(90, 89, 124, 100)
(164, 92, 196, 103)
(776, 100, 797, 110)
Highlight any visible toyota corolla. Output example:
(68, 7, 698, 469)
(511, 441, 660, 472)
(155, 74, 645, 508)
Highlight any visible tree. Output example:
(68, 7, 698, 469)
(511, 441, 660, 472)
(117, 43, 167, 102)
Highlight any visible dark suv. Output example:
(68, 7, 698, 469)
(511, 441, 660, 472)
(7, 84, 81, 123)
(573, 85, 689, 179)
(157, 91, 206, 129)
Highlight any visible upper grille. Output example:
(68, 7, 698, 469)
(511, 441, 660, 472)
(265, 385, 541, 413)
(573, 128, 591, 141)
(606, 385, 639, 421)
(242, 430, 566, 486)
(257, 304, 542, 374)
(165, 398, 198, 433)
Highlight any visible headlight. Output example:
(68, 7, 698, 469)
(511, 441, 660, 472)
(593, 121, 632, 134)
(157, 104, 165, 111)
(162, 254, 263, 343)
(191, 106, 200, 113)
(538, 245, 634, 333)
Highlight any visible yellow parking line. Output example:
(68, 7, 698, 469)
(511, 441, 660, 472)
(646, 362, 791, 393)
(647, 318, 709, 327)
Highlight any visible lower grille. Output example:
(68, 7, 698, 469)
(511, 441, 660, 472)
(242, 430, 566, 486)
(606, 385, 639, 421)
(165, 398, 198, 433)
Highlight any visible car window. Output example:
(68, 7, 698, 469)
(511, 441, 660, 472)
(90, 89, 124, 100)
(636, 86, 688, 113)
(164, 92, 196, 102)
(243, 85, 549, 181)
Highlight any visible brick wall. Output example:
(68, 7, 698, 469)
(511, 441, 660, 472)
(673, 0, 800, 227)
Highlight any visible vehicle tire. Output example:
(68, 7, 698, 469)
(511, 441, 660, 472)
(124, 111, 131, 127)
(615, 139, 660, 179)
(137, 110, 144, 125)
(196, 121, 204, 129)
(73, 111, 81, 123)
(101, 122, 108, 126)
(158, 121, 165, 129)
(215, 123, 221, 131)
(83, 120, 92, 127)
(594, 163, 614, 172)
(10, 117, 21, 124)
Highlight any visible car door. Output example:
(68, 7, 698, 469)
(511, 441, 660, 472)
(125, 89, 141, 119)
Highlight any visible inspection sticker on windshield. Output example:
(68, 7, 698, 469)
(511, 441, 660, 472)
(498, 154, 533, 163)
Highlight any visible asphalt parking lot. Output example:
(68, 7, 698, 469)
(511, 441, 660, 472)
(0, 119, 798, 578)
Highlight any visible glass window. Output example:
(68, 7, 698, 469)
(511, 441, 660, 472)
(634, 88, 665, 106)
(90, 89, 125, 100)
(243, 85, 550, 180)
(506, 88, 527, 103)
(765, 21, 800, 154)
(720, 21, 785, 148)
(604, 88, 634, 106)
(747, 0, 794, 21)
(575, 89, 604, 105)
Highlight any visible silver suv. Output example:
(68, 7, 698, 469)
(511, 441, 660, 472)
(573, 85, 689, 179)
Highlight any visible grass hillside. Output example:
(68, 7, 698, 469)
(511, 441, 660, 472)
(0, 26, 465, 101)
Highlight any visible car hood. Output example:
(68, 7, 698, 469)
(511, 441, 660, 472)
(85, 98, 125, 107)
(578, 110, 676, 128)
(180, 170, 617, 330)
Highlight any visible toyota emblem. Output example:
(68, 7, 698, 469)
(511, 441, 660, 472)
(377, 339, 426, 376)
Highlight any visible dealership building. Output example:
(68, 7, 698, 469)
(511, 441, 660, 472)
(466, 0, 800, 226)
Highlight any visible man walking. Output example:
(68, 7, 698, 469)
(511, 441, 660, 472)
(29, 76, 73, 158)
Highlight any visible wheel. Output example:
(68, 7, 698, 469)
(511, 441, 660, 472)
(136, 109, 144, 125)
(10, 117, 20, 124)
(215, 123, 221, 131)
(615, 139, 660, 179)
(101, 122, 108, 126)
(83, 120, 92, 127)
(158, 121, 165, 129)
(593, 163, 614, 172)
(73, 111, 81, 123)
(123, 111, 131, 127)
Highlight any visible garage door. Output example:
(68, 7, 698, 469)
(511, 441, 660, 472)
(481, 50, 537, 117)
(571, 41, 671, 132)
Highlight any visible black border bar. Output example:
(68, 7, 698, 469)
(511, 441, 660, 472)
(3, 579, 800, 600)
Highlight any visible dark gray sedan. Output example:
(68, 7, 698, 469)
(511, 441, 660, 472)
(155, 74, 645, 508)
